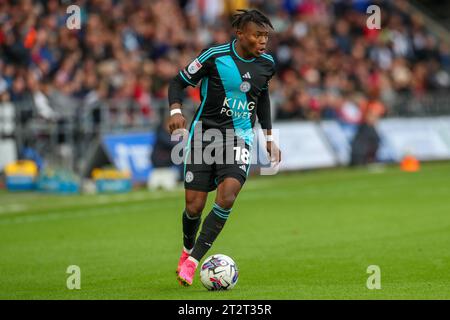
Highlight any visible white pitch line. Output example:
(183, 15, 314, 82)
(0, 199, 175, 226)
(0, 204, 28, 215)
(0, 181, 271, 221)
(0, 190, 182, 217)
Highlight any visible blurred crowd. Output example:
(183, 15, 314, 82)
(1, 0, 449, 126)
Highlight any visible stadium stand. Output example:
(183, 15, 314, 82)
(0, 0, 449, 172)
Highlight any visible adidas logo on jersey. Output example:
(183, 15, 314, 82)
(242, 72, 251, 79)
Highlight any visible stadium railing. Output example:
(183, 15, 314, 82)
(1, 91, 449, 175)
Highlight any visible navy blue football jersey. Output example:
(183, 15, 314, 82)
(178, 39, 275, 146)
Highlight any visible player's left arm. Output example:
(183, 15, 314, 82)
(257, 88, 281, 164)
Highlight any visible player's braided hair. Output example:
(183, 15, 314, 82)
(231, 9, 274, 30)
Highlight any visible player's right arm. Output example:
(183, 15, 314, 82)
(167, 50, 211, 134)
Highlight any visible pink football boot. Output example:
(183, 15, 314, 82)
(177, 259, 197, 286)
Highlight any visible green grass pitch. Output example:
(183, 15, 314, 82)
(1, 162, 449, 299)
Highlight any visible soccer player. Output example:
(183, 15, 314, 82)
(168, 9, 281, 286)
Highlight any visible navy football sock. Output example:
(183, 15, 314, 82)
(182, 210, 201, 251)
(191, 203, 232, 262)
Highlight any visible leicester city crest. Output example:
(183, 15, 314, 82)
(185, 171, 194, 183)
(240, 81, 251, 93)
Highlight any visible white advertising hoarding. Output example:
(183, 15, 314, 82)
(258, 122, 337, 171)
(320, 121, 353, 165)
(377, 118, 450, 161)
(0, 139, 17, 171)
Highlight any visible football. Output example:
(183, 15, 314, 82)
(200, 254, 239, 291)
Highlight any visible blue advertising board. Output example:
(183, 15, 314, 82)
(102, 132, 155, 182)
